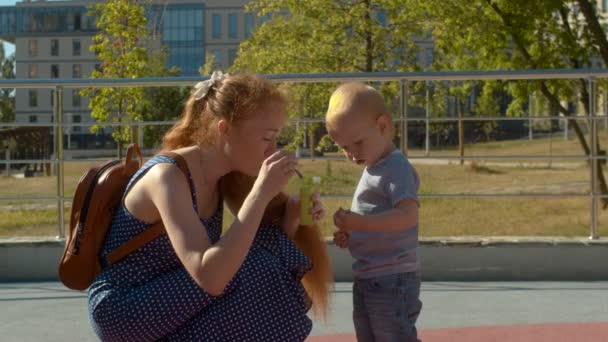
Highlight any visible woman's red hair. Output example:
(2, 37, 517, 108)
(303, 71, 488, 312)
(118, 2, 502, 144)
(162, 74, 332, 317)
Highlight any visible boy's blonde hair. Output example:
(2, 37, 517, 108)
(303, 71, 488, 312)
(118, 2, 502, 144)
(326, 82, 389, 128)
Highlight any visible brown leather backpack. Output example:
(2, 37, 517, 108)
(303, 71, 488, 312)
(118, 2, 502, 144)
(59, 144, 188, 290)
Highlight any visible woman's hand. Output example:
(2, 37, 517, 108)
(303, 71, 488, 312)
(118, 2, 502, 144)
(283, 191, 326, 238)
(253, 150, 298, 203)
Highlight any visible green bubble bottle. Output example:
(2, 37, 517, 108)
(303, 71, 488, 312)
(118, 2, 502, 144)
(300, 176, 321, 226)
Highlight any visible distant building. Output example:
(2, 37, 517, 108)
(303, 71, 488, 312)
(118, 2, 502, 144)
(0, 0, 255, 148)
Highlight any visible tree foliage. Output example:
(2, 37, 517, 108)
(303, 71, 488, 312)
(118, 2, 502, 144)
(83, 0, 151, 149)
(420, 0, 608, 206)
(233, 0, 424, 152)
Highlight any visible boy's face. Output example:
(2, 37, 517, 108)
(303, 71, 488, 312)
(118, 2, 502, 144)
(327, 111, 392, 168)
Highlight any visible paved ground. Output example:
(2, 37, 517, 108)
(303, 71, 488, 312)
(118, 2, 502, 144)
(2, 281, 607, 341)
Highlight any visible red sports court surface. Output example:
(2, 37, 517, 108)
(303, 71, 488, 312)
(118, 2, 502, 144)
(307, 322, 608, 342)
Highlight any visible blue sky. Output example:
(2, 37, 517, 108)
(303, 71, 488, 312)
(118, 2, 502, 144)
(0, 1, 19, 56)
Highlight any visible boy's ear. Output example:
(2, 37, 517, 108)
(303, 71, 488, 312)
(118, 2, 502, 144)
(376, 114, 391, 134)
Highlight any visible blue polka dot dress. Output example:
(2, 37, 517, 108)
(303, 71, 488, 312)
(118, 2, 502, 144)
(88, 155, 313, 341)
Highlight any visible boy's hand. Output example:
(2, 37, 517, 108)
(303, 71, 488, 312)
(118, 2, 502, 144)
(333, 231, 350, 249)
(333, 207, 362, 232)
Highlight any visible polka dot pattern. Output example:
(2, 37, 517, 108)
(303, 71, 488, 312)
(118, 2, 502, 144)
(88, 155, 313, 341)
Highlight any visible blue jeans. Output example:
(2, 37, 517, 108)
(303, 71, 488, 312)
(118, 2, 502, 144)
(353, 271, 422, 342)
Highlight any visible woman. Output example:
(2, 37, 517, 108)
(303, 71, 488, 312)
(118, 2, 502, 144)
(88, 72, 332, 341)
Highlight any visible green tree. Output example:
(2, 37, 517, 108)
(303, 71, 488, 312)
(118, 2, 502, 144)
(421, 0, 608, 208)
(0, 44, 15, 123)
(233, 0, 424, 154)
(141, 47, 191, 149)
(82, 0, 150, 157)
(199, 52, 220, 77)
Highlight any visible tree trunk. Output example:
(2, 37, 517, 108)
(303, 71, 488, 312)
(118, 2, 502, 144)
(363, 0, 373, 72)
(487, 0, 608, 209)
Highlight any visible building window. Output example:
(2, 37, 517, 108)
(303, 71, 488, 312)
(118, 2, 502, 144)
(51, 39, 59, 56)
(228, 48, 237, 66)
(261, 13, 271, 24)
(73, 64, 82, 78)
(74, 13, 82, 31)
(72, 114, 81, 132)
(51, 64, 59, 78)
(228, 14, 238, 39)
(244, 14, 254, 38)
(72, 89, 82, 107)
(50, 90, 54, 106)
(29, 90, 38, 107)
(29, 115, 37, 123)
(212, 49, 222, 66)
(212, 14, 221, 39)
(73, 39, 81, 56)
(604, 0, 608, 13)
(28, 64, 38, 79)
(28, 40, 37, 57)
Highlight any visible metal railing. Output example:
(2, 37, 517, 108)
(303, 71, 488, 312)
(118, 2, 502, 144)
(0, 69, 606, 239)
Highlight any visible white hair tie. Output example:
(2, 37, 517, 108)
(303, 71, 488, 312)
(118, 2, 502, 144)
(192, 71, 229, 100)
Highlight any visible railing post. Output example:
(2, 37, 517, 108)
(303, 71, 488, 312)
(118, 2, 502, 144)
(138, 122, 144, 148)
(529, 92, 533, 141)
(54, 86, 65, 239)
(295, 119, 301, 158)
(4, 148, 9, 177)
(588, 78, 599, 240)
(400, 79, 408, 155)
(604, 90, 608, 129)
(425, 81, 430, 156)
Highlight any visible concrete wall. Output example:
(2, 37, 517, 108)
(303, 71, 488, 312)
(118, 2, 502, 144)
(2, 237, 608, 283)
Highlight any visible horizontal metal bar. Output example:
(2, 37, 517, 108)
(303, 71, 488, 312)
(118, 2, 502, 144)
(2, 154, 606, 165)
(396, 116, 608, 122)
(0, 196, 62, 201)
(307, 194, 608, 200)
(0, 121, 175, 128)
(418, 193, 595, 198)
(317, 193, 608, 199)
(0, 69, 608, 89)
(0, 159, 59, 164)
(289, 116, 608, 123)
(406, 155, 606, 160)
(265, 70, 608, 83)
(0, 122, 57, 128)
(0, 157, 158, 164)
(0, 157, 595, 165)
(296, 155, 606, 161)
(2, 115, 607, 130)
(1, 194, 607, 203)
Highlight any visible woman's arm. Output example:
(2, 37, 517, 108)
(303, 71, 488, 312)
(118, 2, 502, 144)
(147, 152, 295, 296)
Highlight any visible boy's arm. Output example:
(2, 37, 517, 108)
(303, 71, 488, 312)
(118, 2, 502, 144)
(334, 198, 418, 233)
(359, 198, 418, 232)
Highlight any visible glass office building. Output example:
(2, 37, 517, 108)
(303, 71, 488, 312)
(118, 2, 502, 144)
(0, 0, 253, 149)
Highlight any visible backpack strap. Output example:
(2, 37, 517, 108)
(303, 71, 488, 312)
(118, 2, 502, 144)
(105, 151, 192, 266)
